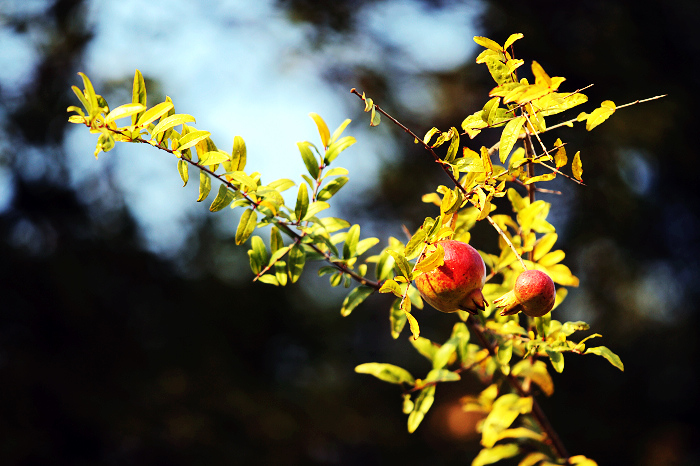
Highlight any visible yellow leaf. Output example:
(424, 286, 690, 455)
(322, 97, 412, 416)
(415, 244, 445, 273)
(473, 35, 502, 51)
(553, 138, 567, 168)
(572, 151, 583, 181)
(499, 117, 525, 163)
(531, 61, 551, 87)
(523, 172, 556, 185)
(309, 112, 330, 148)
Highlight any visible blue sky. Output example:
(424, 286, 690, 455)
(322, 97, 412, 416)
(0, 0, 484, 255)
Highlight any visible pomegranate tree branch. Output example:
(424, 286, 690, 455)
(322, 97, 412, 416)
(467, 317, 570, 461)
(350, 88, 469, 197)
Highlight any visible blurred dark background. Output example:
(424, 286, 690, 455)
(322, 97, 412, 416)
(1, 0, 698, 464)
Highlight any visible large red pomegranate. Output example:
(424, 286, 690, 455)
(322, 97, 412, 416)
(495, 269, 556, 317)
(414, 240, 487, 314)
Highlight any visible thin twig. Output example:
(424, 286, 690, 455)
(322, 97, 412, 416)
(350, 88, 469, 197)
(487, 215, 527, 270)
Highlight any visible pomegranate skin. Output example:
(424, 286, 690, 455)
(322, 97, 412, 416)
(414, 240, 487, 314)
(514, 270, 556, 317)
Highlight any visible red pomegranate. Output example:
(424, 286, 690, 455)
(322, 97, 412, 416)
(414, 240, 487, 314)
(495, 269, 556, 317)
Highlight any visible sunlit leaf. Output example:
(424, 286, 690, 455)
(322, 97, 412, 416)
(197, 171, 211, 202)
(131, 69, 147, 125)
(355, 362, 415, 385)
(390, 299, 407, 339)
(424, 368, 460, 383)
(503, 33, 524, 50)
(317, 176, 348, 201)
(407, 385, 435, 433)
(341, 285, 374, 316)
(309, 112, 330, 148)
(329, 118, 351, 145)
(295, 182, 309, 221)
(415, 244, 445, 274)
(474, 36, 503, 51)
(325, 136, 356, 164)
(178, 130, 211, 152)
(585, 100, 616, 131)
(472, 444, 520, 466)
(104, 103, 147, 124)
(235, 208, 257, 245)
(209, 184, 236, 212)
(432, 340, 456, 370)
(499, 116, 526, 163)
(177, 159, 189, 186)
(136, 101, 174, 127)
(199, 150, 230, 166)
(586, 346, 624, 371)
(151, 113, 195, 136)
(287, 243, 306, 283)
(572, 151, 583, 181)
(298, 141, 319, 179)
(523, 171, 556, 185)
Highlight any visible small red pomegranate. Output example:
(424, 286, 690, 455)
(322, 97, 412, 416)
(494, 269, 556, 317)
(414, 240, 487, 314)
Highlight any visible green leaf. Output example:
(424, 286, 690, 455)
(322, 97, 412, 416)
(379, 279, 402, 296)
(499, 116, 525, 163)
(298, 141, 319, 179)
(295, 182, 309, 221)
(131, 69, 147, 125)
(197, 171, 211, 202)
(235, 208, 257, 245)
(136, 101, 174, 127)
(104, 103, 147, 125)
(407, 385, 435, 433)
(258, 274, 279, 286)
(275, 259, 288, 286)
(343, 224, 360, 259)
(151, 113, 196, 136)
(404, 228, 427, 259)
(209, 184, 236, 211)
(227, 135, 247, 172)
(177, 159, 189, 186)
(546, 349, 565, 373)
(485, 55, 514, 85)
(387, 250, 412, 281)
(405, 307, 420, 340)
(424, 368, 460, 383)
(432, 341, 457, 370)
(561, 321, 590, 336)
(355, 362, 415, 385)
(317, 176, 348, 201)
(480, 394, 532, 448)
(248, 235, 268, 275)
(325, 136, 356, 164)
(341, 285, 374, 316)
(309, 112, 330, 148)
(178, 130, 211, 152)
(411, 337, 438, 363)
(287, 243, 306, 283)
(472, 444, 520, 466)
(586, 346, 624, 371)
(270, 226, 284, 253)
(497, 339, 513, 366)
(390, 298, 407, 339)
